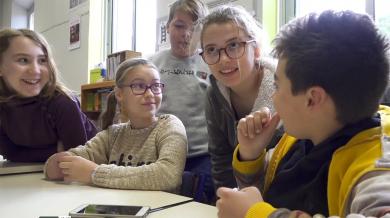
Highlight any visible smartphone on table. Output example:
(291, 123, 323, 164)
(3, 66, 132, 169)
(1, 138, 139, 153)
(69, 204, 150, 218)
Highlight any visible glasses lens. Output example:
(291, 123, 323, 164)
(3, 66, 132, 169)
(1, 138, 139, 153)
(151, 83, 163, 94)
(202, 47, 219, 65)
(226, 42, 245, 59)
(130, 84, 146, 95)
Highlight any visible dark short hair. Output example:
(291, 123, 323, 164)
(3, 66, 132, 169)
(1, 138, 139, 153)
(273, 10, 390, 124)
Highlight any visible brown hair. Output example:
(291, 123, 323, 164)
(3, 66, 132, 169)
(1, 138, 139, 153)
(0, 28, 71, 102)
(200, 5, 270, 58)
(100, 58, 159, 130)
(167, 0, 208, 26)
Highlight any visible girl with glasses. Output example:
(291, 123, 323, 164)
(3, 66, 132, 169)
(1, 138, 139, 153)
(45, 58, 187, 192)
(200, 5, 282, 190)
(0, 28, 97, 162)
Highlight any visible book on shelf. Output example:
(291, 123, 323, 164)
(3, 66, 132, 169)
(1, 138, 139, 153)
(84, 88, 113, 112)
(106, 50, 142, 80)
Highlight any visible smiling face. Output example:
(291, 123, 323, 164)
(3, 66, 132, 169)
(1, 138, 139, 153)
(201, 22, 259, 89)
(0, 36, 50, 98)
(115, 65, 162, 128)
(167, 9, 196, 58)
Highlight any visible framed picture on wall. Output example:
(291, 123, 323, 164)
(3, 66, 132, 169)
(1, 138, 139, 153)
(69, 16, 80, 50)
(69, 0, 88, 10)
(69, 0, 79, 9)
(156, 16, 169, 52)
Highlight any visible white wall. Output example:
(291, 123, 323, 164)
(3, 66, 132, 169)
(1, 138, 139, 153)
(1, 0, 13, 28)
(34, 0, 104, 93)
(11, 1, 28, 28)
(0, 1, 3, 28)
(0, 0, 31, 29)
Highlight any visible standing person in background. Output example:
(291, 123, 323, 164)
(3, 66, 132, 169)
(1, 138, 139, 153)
(149, 0, 214, 203)
(200, 5, 281, 190)
(45, 58, 187, 192)
(0, 28, 97, 162)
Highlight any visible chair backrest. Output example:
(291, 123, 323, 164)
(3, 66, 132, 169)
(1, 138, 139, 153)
(180, 171, 206, 202)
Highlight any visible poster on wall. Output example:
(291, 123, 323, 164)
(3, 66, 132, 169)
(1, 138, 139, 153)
(156, 17, 170, 52)
(69, 16, 80, 50)
(69, 0, 87, 10)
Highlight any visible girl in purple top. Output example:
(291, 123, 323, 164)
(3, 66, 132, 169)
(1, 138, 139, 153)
(0, 28, 97, 162)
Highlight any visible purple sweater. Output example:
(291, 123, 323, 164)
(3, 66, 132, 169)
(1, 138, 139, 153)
(0, 92, 97, 162)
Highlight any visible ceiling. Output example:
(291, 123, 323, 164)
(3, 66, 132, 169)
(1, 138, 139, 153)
(13, 0, 34, 10)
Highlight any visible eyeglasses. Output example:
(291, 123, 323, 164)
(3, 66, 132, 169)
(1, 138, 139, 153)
(200, 40, 256, 65)
(120, 83, 165, 95)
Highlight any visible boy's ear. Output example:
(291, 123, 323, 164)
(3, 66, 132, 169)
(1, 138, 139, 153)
(306, 86, 327, 108)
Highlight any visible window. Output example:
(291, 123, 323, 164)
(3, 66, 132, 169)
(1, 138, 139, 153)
(109, 0, 157, 56)
(375, 0, 390, 37)
(111, 0, 135, 53)
(29, 12, 34, 30)
(295, 0, 366, 17)
(283, 0, 389, 37)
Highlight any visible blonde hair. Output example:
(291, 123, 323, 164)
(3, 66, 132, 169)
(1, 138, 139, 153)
(0, 28, 71, 102)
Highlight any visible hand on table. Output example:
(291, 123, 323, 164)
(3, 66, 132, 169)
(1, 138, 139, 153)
(45, 151, 71, 180)
(216, 186, 263, 218)
(58, 155, 98, 184)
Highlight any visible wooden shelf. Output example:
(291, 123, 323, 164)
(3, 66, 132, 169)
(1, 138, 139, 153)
(81, 80, 115, 123)
(81, 80, 115, 91)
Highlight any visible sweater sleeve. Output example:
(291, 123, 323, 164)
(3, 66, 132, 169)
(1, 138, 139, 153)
(49, 94, 97, 150)
(260, 172, 390, 218)
(0, 126, 56, 162)
(347, 171, 390, 217)
(233, 145, 267, 190)
(206, 89, 238, 189)
(67, 129, 112, 164)
(91, 115, 188, 192)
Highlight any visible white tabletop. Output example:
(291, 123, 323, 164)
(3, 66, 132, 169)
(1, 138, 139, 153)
(0, 173, 217, 218)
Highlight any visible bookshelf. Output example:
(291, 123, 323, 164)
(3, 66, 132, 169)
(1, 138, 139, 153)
(106, 50, 141, 80)
(81, 80, 115, 121)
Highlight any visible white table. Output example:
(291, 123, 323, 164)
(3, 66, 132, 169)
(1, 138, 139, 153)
(0, 173, 217, 218)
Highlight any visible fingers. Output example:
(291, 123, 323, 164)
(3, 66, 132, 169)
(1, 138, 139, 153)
(58, 156, 77, 176)
(241, 186, 261, 195)
(253, 112, 262, 134)
(238, 107, 272, 138)
(216, 187, 234, 198)
(263, 113, 281, 132)
(58, 155, 76, 162)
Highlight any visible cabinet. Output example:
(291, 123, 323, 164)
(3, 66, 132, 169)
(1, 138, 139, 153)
(80, 80, 115, 121)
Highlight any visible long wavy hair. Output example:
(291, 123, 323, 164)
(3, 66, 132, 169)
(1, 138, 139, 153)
(0, 28, 72, 103)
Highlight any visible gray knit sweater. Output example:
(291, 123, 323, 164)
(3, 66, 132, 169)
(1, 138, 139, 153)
(67, 114, 187, 192)
(149, 50, 210, 158)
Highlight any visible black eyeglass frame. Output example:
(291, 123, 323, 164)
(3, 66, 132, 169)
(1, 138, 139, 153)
(199, 39, 256, 65)
(119, 83, 165, 95)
